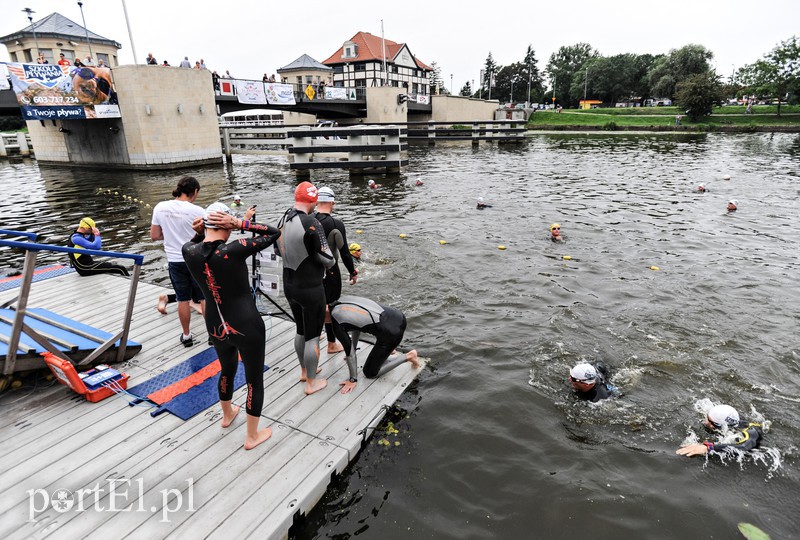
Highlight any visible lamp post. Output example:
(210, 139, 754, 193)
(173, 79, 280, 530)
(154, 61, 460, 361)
(583, 68, 589, 107)
(450, 73, 453, 95)
(527, 61, 532, 108)
(510, 78, 514, 104)
(730, 64, 735, 84)
(22, 8, 40, 59)
(479, 70, 483, 99)
(77, 1, 94, 63)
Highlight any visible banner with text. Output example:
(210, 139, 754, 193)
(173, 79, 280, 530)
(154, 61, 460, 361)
(324, 87, 349, 100)
(235, 80, 267, 105)
(4, 62, 120, 120)
(265, 83, 296, 105)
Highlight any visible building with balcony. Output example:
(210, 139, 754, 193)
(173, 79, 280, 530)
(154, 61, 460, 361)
(1, 12, 121, 67)
(322, 31, 431, 96)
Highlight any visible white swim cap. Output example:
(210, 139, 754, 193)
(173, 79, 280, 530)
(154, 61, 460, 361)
(203, 202, 233, 229)
(570, 363, 597, 383)
(477, 197, 485, 203)
(368, 179, 376, 186)
(317, 186, 335, 202)
(233, 193, 241, 201)
(707, 404, 739, 428)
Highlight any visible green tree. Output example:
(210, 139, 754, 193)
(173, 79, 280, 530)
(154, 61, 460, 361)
(429, 61, 444, 94)
(481, 52, 500, 99)
(460, 81, 472, 97)
(675, 73, 724, 120)
(522, 45, 545, 104)
(738, 36, 800, 114)
(546, 43, 598, 107)
(646, 44, 714, 100)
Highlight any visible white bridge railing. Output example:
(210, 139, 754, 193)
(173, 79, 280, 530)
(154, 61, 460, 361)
(0, 132, 33, 158)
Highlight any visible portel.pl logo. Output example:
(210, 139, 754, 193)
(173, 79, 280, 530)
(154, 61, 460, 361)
(28, 478, 196, 523)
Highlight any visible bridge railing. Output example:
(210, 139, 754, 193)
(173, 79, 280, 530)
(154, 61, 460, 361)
(0, 132, 33, 158)
(405, 120, 526, 144)
(214, 78, 367, 101)
(0, 236, 144, 374)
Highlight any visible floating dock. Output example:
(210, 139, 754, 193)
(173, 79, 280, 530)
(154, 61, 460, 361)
(0, 272, 424, 539)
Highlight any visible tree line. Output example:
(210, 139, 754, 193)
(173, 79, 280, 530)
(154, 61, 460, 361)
(429, 36, 799, 119)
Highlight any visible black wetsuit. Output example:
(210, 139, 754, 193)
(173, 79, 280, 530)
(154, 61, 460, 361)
(575, 363, 612, 403)
(68, 229, 129, 277)
(705, 422, 764, 454)
(330, 295, 408, 380)
(182, 220, 280, 417)
(276, 208, 334, 379)
(314, 211, 357, 344)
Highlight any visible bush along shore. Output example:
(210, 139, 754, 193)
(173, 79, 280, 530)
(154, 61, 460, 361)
(526, 105, 800, 132)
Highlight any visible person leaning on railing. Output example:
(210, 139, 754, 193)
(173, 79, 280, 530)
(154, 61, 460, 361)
(67, 217, 129, 277)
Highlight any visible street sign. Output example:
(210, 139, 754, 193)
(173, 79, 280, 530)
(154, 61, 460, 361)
(305, 85, 316, 100)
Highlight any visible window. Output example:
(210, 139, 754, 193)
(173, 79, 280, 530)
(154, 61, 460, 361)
(333, 65, 343, 74)
(111, 55, 118, 67)
(354, 64, 366, 72)
(391, 65, 398, 73)
(60, 49, 75, 62)
(296, 76, 302, 86)
(305, 75, 313, 85)
(23, 49, 32, 62)
(96, 53, 110, 66)
(10, 51, 19, 62)
(355, 79, 366, 88)
(40, 49, 55, 64)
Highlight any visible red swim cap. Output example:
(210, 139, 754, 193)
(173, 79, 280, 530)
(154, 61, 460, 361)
(295, 181, 318, 203)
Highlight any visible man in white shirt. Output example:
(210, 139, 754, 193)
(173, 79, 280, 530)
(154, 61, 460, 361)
(150, 176, 206, 346)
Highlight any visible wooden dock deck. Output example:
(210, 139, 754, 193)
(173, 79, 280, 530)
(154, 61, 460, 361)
(0, 272, 424, 539)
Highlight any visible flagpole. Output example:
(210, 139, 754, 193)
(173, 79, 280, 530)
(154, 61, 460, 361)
(381, 20, 388, 86)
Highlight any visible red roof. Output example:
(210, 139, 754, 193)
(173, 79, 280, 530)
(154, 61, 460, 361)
(322, 31, 431, 71)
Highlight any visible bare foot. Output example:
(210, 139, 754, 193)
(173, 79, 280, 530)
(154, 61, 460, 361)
(406, 350, 420, 369)
(244, 427, 272, 450)
(299, 367, 322, 382)
(156, 294, 168, 315)
(190, 301, 203, 315)
(221, 405, 240, 428)
(304, 378, 328, 395)
(327, 342, 344, 354)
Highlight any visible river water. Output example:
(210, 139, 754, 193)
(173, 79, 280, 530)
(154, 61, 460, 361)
(1, 133, 799, 538)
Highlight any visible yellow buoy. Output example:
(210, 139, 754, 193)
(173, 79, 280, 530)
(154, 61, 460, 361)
(562, 255, 572, 260)
(114, 191, 119, 195)
(439, 239, 448, 245)
(11, 379, 22, 390)
(356, 229, 363, 234)
(498, 245, 507, 250)
(649, 266, 660, 271)
(145, 204, 151, 208)
(399, 234, 408, 239)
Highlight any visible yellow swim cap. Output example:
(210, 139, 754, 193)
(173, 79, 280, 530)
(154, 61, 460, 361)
(349, 243, 361, 253)
(79, 217, 96, 230)
(550, 223, 561, 231)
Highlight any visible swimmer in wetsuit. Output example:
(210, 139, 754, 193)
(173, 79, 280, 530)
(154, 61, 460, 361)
(313, 186, 358, 354)
(68, 217, 129, 277)
(549, 223, 566, 243)
(182, 202, 280, 450)
(569, 362, 613, 402)
(676, 404, 764, 457)
(329, 295, 420, 394)
(276, 181, 335, 395)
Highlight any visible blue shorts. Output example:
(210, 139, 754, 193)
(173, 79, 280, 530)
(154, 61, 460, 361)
(168, 262, 204, 303)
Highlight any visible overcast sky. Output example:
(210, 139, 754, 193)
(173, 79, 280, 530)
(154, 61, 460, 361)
(2, 0, 798, 91)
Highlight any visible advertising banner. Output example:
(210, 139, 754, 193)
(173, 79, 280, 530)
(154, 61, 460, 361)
(235, 80, 267, 105)
(265, 83, 296, 105)
(324, 87, 348, 100)
(4, 62, 120, 120)
(0, 63, 9, 90)
(416, 94, 430, 104)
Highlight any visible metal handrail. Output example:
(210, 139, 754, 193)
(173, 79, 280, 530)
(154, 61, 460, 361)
(0, 238, 143, 375)
(0, 229, 37, 241)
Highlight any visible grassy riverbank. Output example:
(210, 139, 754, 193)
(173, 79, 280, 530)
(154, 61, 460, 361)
(527, 105, 800, 131)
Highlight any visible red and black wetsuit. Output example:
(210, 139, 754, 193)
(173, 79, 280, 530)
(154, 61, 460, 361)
(182, 221, 280, 417)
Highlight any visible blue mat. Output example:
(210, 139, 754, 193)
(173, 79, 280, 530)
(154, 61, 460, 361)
(127, 347, 269, 421)
(0, 265, 75, 293)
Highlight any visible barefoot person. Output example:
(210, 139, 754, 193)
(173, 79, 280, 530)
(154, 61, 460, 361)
(276, 182, 335, 395)
(155, 294, 203, 315)
(313, 187, 358, 354)
(182, 202, 279, 450)
(329, 295, 420, 394)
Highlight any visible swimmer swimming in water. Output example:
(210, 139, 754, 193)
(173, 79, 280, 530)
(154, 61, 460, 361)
(727, 199, 738, 212)
(697, 183, 706, 192)
(569, 362, 613, 402)
(549, 223, 566, 243)
(676, 403, 764, 457)
(476, 197, 492, 209)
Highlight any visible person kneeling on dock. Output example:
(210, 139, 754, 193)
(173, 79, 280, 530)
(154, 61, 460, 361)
(329, 295, 420, 394)
(182, 202, 280, 450)
(68, 217, 129, 277)
(676, 404, 763, 458)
